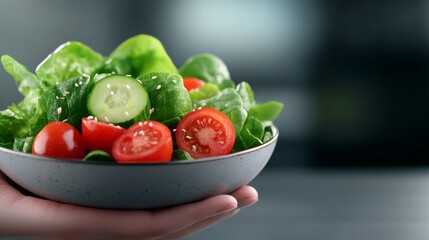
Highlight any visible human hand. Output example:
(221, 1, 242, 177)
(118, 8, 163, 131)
(0, 171, 258, 239)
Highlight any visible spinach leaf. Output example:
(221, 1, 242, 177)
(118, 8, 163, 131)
(248, 101, 284, 122)
(172, 149, 193, 161)
(179, 54, 235, 89)
(234, 116, 265, 151)
(137, 72, 192, 127)
(193, 88, 247, 135)
(36, 42, 104, 87)
(188, 83, 220, 101)
(236, 82, 256, 111)
(106, 34, 178, 77)
(31, 75, 91, 132)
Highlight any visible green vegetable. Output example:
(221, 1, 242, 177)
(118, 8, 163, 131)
(179, 53, 235, 89)
(13, 136, 34, 153)
(172, 149, 193, 161)
(32, 75, 91, 132)
(1, 55, 46, 114)
(105, 34, 178, 77)
(0, 108, 30, 148)
(248, 101, 284, 122)
(87, 75, 150, 126)
(192, 88, 247, 136)
(137, 72, 192, 127)
(0, 33, 283, 155)
(83, 150, 114, 162)
(36, 42, 104, 87)
(236, 82, 255, 111)
(188, 83, 220, 101)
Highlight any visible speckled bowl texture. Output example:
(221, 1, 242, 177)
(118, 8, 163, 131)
(0, 127, 278, 209)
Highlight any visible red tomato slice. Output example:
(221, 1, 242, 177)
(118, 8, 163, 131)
(81, 117, 126, 155)
(112, 120, 173, 163)
(32, 122, 86, 159)
(175, 108, 235, 158)
(183, 77, 205, 91)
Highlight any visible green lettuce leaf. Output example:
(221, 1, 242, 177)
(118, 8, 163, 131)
(1, 55, 47, 114)
(105, 34, 178, 77)
(36, 41, 104, 87)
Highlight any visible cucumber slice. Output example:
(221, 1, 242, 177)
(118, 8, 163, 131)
(87, 75, 150, 126)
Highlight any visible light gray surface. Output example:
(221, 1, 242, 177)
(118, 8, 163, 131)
(188, 168, 429, 240)
(4, 168, 429, 239)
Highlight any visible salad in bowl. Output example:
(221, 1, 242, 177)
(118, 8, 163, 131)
(0, 34, 283, 163)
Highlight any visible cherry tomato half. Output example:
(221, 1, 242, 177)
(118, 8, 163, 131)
(81, 117, 126, 155)
(175, 108, 235, 158)
(112, 120, 173, 163)
(32, 122, 86, 159)
(183, 77, 205, 91)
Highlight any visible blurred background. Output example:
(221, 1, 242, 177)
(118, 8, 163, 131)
(1, 0, 427, 167)
(2, 1, 429, 240)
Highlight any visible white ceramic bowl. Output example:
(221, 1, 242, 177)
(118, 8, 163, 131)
(0, 127, 278, 209)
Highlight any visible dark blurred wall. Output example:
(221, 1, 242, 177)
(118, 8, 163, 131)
(0, 0, 427, 166)
(313, 1, 429, 166)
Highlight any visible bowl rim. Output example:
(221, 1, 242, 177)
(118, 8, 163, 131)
(0, 126, 278, 166)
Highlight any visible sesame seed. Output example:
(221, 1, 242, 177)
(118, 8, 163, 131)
(125, 111, 129, 116)
(152, 75, 157, 80)
(192, 145, 197, 151)
(156, 85, 161, 90)
(197, 107, 202, 110)
(64, 91, 70, 95)
(201, 102, 207, 106)
(107, 84, 111, 89)
(149, 108, 155, 115)
(133, 131, 138, 137)
(181, 129, 187, 133)
(219, 141, 225, 144)
(75, 83, 79, 87)
(126, 84, 131, 89)
(60, 97, 65, 100)
(137, 79, 142, 84)
(87, 116, 94, 120)
(149, 122, 153, 127)
(172, 128, 177, 132)
(94, 117, 98, 121)
(57, 107, 62, 115)
(173, 80, 177, 83)
(55, 82, 59, 85)
(79, 81, 83, 85)
(55, 96, 59, 100)
(126, 74, 131, 77)
(138, 122, 143, 126)
(104, 116, 109, 122)
(139, 130, 145, 135)
(225, 103, 229, 107)
(82, 73, 89, 78)
(62, 119, 68, 122)
(110, 91, 114, 96)
(186, 135, 192, 139)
